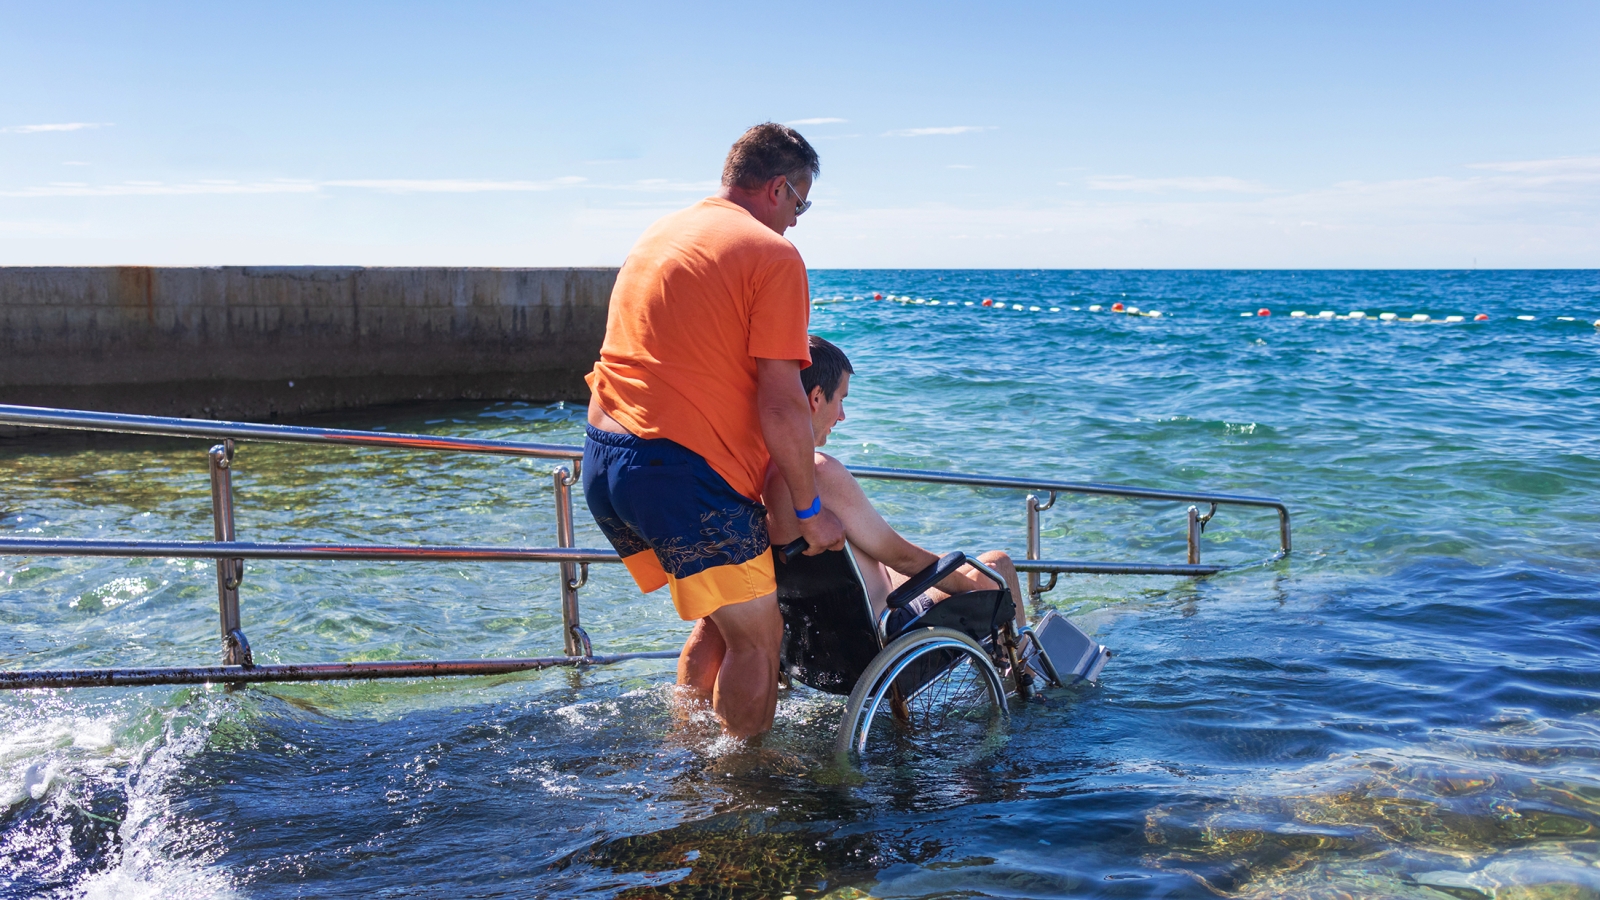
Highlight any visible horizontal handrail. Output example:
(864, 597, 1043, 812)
(0, 538, 1274, 580)
(0, 537, 621, 564)
(844, 464, 1285, 511)
(0, 403, 1285, 526)
(0, 651, 682, 690)
(846, 463, 1290, 558)
(1015, 558, 1227, 577)
(0, 404, 583, 460)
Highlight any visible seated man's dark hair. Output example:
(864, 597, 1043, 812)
(722, 123, 820, 190)
(802, 335, 853, 402)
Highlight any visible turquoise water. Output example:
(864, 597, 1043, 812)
(3, 269, 1599, 899)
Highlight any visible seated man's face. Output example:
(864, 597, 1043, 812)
(809, 372, 850, 448)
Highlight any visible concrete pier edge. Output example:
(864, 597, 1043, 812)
(0, 266, 616, 425)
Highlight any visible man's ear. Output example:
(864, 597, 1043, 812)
(807, 385, 825, 412)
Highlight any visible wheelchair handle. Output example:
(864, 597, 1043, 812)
(779, 537, 809, 562)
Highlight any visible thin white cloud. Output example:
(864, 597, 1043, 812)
(882, 126, 994, 137)
(1466, 156, 1600, 175)
(614, 178, 719, 192)
(325, 177, 587, 193)
(1, 122, 110, 134)
(804, 154, 1600, 267)
(785, 117, 848, 126)
(1086, 175, 1271, 193)
(61, 161, 90, 166)
(947, 164, 976, 169)
(0, 181, 319, 197)
(0, 174, 720, 198)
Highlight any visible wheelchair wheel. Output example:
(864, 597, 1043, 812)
(835, 626, 1008, 760)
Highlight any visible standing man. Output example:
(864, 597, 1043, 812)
(582, 123, 845, 739)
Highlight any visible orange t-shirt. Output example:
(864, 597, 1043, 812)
(586, 197, 812, 501)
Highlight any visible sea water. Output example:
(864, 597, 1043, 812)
(2, 269, 1598, 899)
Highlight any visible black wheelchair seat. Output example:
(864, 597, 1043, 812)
(774, 546, 1015, 696)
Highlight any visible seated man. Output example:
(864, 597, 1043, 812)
(765, 336, 1030, 634)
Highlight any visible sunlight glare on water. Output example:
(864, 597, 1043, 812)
(3, 270, 1599, 898)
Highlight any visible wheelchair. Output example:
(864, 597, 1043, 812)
(774, 540, 1110, 760)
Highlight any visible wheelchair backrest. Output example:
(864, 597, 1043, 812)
(773, 545, 883, 696)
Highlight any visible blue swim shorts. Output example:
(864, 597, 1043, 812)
(582, 425, 775, 620)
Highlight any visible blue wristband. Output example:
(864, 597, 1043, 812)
(794, 495, 822, 520)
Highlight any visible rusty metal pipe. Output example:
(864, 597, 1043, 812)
(0, 650, 682, 691)
(1015, 559, 1226, 577)
(0, 537, 621, 563)
(0, 403, 583, 460)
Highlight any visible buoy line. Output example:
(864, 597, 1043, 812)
(826, 292, 1165, 317)
(816, 294, 1597, 328)
(1244, 308, 1596, 326)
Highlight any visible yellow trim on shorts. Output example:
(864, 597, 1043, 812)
(621, 549, 669, 594)
(667, 552, 776, 621)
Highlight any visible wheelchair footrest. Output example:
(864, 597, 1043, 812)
(1025, 610, 1111, 685)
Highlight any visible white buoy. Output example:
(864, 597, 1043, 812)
(1290, 311, 1307, 318)
(1350, 311, 1367, 319)
(1049, 307, 1061, 312)
(1089, 305, 1103, 312)
(1127, 306, 1141, 315)
(1445, 315, 1464, 323)
(1070, 306, 1081, 311)
(1240, 312, 1253, 317)
(1517, 315, 1536, 321)
(1411, 313, 1430, 322)
(1557, 316, 1575, 322)
(964, 301, 974, 306)
(1148, 310, 1163, 317)
(1379, 313, 1398, 321)
(1029, 306, 1041, 312)
(1318, 311, 1336, 319)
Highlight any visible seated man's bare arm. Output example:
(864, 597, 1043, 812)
(767, 454, 993, 603)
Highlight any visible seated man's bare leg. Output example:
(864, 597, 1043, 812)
(704, 591, 783, 738)
(975, 550, 1030, 633)
(678, 617, 726, 697)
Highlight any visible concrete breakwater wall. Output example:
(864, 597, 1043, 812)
(0, 266, 616, 421)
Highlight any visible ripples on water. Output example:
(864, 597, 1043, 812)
(2, 270, 1598, 899)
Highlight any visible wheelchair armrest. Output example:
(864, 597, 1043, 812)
(885, 552, 968, 609)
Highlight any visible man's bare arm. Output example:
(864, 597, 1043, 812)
(756, 358, 845, 553)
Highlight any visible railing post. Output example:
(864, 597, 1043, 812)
(1278, 507, 1293, 556)
(553, 466, 589, 657)
(1025, 491, 1056, 605)
(208, 441, 251, 666)
(1186, 505, 1201, 565)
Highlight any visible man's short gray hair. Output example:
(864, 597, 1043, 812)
(722, 122, 820, 190)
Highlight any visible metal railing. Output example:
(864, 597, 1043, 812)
(0, 404, 1289, 690)
(845, 464, 1291, 602)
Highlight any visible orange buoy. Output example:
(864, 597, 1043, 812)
(1258, 308, 1271, 316)
(1111, 302, 1125, 313)
(1474, 313, 1488, 321)
(873, 292, 884, 300)
(981, 298, 994, 307)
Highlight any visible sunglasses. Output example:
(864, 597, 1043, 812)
(786, 180, 812, 216)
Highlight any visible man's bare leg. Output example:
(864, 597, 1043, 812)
(975, 550, 1030, 633)
(703, 591, 784, 738)
(678, 617, 726, 697)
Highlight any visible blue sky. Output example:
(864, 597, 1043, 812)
(2, 1, 1597, 267)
